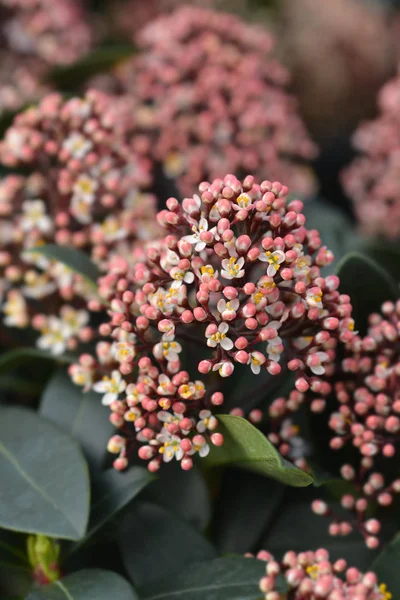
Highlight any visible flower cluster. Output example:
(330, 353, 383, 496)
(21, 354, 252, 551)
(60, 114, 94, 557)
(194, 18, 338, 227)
(70, 173, 354, 470)
(281, 0, 395, 136)
(0, 0, 93, 117)
(0, 90, 158, 354)
(342, 71, 400, 239)
(254, 548, 392, 599)
(107, 6, 317, 197)
(0, 0, 92, 65)
(313, 300, 400, 548)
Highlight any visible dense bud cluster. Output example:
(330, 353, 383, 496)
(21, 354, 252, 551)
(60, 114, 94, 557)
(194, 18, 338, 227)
(0, 90, 158, 354)
(70, 173, 354, 470)
(253, 548, 392, 599)
(0, 0, 92, 65)
(106, 6, 317, 196)
(342, 72, 400, 239)
(313, 301, 400, 548)
(0, 0, 92, 117)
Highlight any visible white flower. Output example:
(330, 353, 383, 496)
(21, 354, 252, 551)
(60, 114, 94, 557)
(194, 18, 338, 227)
(156, 431, 184, 462)
(97, 216, 127, 242)
(221, 256, 245, 280)
(212, 361, 234, 377)
(2, 290, 28, 328)
(63, 133, 92, 159)
(160, 250, 180, 271)
(200, 264, 218, 282)
(37, 316, 70, 355)
(196, 410, 218, 433)
(60, 305, 89, 335)
(232, 192, 253, 210)
(153, 334, 182, 362)
(170, 266, 195, 288)
(22, 271, 57, 299)
(93, 370, 127, 405)
(20, 200, 52, 233)
(259, 250, 285, 276)
(217, 298, 240, 321)
(192, 436, 210, 458)
(248, 351, 266, 375)
(73, 174, 98, 202)
(156, 374, 176, 396)
(293, 255, 311, 281)
(70, 365, 93, 391)
(306, 289, 323, 309)
(183, 217, 211, 252)
(206, 322, 234, 351)
(307, 351, 330, 376)
(70, 195, 93, 224)
(112, 340, 136, 363)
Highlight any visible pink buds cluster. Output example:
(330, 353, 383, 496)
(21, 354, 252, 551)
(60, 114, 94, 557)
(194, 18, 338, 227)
(70, 173, 354, 471)
(342, 71, 400, 238)
(0, 0, 92, 66)
(111, 6, 317, 196)
(0, 90, 158, 354)
(254, 548, 392, 599)
(0, 0, 93, 117)
(313, 300, 400, 548)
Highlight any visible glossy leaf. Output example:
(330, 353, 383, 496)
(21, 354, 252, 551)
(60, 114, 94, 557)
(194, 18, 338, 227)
(26, 569, 137, 600)
(118, 502, 217, 587)
(0, 348, 75, 374)
(140, 557, 270, 600)
(205, 415, 313, 487)
(71, 467, 154, 553)
(337, 252, 399, 335)
(0, 407, 89, 540)
(302, 199, 354, 273)
(26, 245, 100, 288)
(371, 533, 400, 596)
(213, 469, 285, 553)
(143, 463, 211, 530)
(39, 369, 114, 472)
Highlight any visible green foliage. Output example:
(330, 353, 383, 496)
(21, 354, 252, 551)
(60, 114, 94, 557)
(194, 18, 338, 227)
(118, 502, 217, 587)
(371, 533, 400, 596)
(26, 569, 137, 600)
(0, 407, 90, 541)
(205, 415, 313, 486)
(139, 557, 274, 600)
(337, 251, 399, 334)
(39, 369, 114, 472)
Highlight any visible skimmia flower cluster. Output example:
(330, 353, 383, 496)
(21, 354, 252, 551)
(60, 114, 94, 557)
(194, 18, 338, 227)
(0, 0, 92, 65)
(110, 6, 317, 197)
(313, 301, 400, 549)
(70, 173, 354, 471)
(0, 0, 92, 117)
(0, 90, 158, 354)
(254, 548, 392, 599)
(342, 72, 400, 239)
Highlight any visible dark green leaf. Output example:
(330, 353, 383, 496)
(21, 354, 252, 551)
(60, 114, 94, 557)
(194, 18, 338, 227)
(0, 407, 90, 540)
(337, 252, 399, 335)
(143, 463, 211, 530)
(26, 569, 137, 600)
(26, 245, 100, 288)
(205, 415, 313, 487)
(39, 369, 114, 472)
(302, 199, 354, 273)
(349, 236, 400, 284)
(371, 533, 400, 596)
(47, 46, 136, 90)
(140, 557, 268, 600)
(0, 348, 76, 374)
(71, 467, 154, 553)
(118, 502, 217, 587)
(213, 469, 285, 553)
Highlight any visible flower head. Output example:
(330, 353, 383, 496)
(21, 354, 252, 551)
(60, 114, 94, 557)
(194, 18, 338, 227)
(0, 91, 159, 353)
